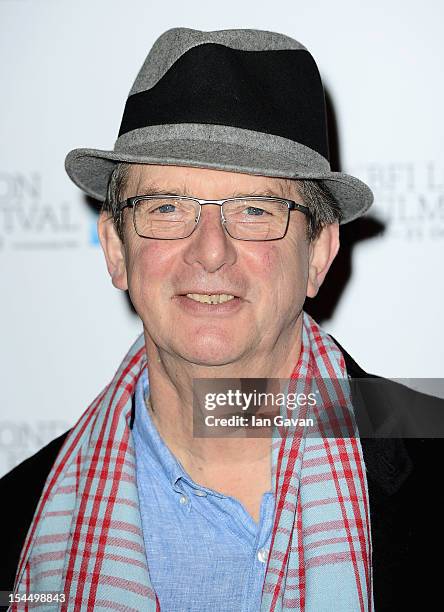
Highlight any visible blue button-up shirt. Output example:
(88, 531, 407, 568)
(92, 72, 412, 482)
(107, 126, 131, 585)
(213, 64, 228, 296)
(132, 367, 275, 611)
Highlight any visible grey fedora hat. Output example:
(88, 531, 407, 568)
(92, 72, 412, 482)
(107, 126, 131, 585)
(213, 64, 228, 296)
(65, 27, 373, 224)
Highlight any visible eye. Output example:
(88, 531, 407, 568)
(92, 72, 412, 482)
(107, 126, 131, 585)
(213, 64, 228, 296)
(153, 203, 176, 214)
(245, 206, 269, 216)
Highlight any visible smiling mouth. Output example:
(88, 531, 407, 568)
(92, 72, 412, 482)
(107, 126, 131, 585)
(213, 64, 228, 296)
(185, 293, 236, 304)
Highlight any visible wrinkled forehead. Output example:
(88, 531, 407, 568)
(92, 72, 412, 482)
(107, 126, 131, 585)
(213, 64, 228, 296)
(122, 163, 300, 199)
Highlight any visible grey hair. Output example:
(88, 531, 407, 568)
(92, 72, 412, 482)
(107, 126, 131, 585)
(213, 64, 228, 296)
(286, 178, 342, 240)
(101, 162, 132, 242)
(100, 162, 342, 242)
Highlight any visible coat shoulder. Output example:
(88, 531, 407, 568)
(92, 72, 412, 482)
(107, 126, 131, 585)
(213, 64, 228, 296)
(329, 333, 444, 610)
(0, 430, 70, 591)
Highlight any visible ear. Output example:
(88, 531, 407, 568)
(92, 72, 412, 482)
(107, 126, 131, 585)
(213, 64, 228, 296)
(306, 222, 340, 298)
(97, 211, 128, 291)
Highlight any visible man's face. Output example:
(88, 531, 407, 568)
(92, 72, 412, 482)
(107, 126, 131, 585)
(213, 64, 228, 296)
(99, 164, 338, 367)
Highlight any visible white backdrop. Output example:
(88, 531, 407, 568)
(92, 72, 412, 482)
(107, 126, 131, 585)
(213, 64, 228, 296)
(1, 0, 443, 476)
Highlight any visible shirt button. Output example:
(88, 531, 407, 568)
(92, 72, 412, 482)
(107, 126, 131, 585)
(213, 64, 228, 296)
(257, 548, 269, 563)
(179, 495, 189, 505)
(193, 490, 207, 497)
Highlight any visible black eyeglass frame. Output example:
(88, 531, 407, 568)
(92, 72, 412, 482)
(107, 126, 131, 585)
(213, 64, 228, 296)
(117, 195, 310, 241)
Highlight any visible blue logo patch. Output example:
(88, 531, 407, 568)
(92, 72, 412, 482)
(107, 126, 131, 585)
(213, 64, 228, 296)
(89, 220, 100, 246)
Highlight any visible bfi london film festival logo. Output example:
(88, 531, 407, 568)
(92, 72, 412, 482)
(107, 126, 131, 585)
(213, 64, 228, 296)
(348, 161, 444, 240)
(0, 419, 70, 476)
(0, 171, 100, 250)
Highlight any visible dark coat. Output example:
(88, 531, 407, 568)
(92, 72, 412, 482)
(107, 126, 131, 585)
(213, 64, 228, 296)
(1, 337, 443, 611)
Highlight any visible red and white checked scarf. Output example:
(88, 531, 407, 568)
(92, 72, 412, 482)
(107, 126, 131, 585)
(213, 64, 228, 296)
(12, 312, 372, 610)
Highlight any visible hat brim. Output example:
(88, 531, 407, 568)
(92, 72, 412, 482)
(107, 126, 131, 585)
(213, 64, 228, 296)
(65, 140, 373, 225)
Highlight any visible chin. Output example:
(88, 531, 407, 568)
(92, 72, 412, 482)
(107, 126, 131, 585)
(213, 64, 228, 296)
(175, 338, 246, 367)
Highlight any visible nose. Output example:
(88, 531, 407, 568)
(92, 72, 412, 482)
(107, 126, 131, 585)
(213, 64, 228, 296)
(182, 204, 237, 272)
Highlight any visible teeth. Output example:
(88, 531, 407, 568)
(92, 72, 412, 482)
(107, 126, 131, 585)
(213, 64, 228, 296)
(186, 293, 236, 304)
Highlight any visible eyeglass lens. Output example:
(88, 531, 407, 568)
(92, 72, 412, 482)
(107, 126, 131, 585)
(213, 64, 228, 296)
(133, 197, 289, 240)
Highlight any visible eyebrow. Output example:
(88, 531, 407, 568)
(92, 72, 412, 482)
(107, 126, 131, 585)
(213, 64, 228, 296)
(135, 182, 290, 199)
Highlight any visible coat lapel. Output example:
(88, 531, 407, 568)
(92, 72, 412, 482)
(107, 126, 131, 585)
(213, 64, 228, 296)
(328, 334, 418, 610)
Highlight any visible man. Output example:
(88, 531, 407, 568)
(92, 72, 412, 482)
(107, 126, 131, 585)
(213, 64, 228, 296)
(1, 27, 443, 612)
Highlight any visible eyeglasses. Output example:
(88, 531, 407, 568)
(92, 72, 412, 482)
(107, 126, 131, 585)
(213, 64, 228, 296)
(117, 195, 310, 241)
